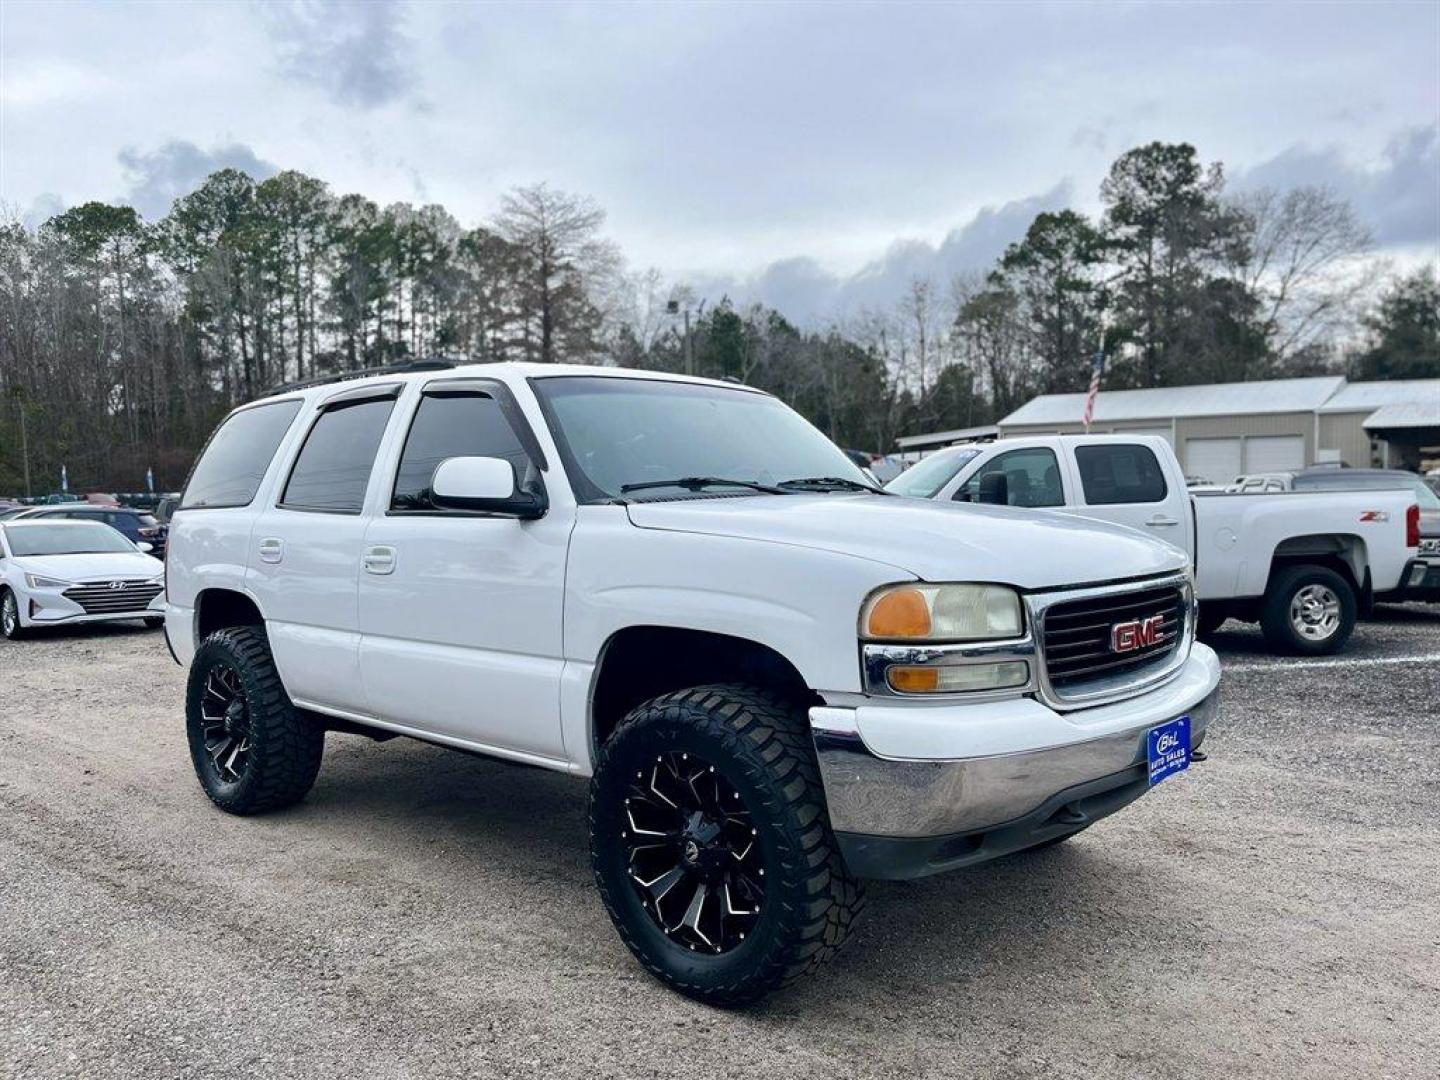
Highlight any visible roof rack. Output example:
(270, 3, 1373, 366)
(267, 359, 456, 396)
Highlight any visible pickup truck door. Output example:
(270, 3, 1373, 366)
(355, 379, 571, 762)
(1066, 441, 1193, 558)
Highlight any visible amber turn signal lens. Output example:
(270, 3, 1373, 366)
(886, 666, 940, 692)
(864, 588, 932, 638)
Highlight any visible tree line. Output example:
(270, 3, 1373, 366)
(1, 141, 1435, 495)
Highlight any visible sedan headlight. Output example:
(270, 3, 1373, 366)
(861, 583, 1023, 642)
(25, 573, 71, 589)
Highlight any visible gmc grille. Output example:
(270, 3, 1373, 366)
(1041, 584, 1186, 693)
(63, 580, 163, 616)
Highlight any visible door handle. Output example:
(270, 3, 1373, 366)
(1145, 515, 1180, 527)
(362, 545, 397, 575)
(258, 537, 284, 563)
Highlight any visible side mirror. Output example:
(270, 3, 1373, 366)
(136, 541, 154, 554)
(431, 456, 547, 519)
(977, 472, 1010, 506)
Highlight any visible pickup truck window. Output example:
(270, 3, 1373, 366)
(957, 448, 1063, 508)
(281, 398, 395, 513)
(886, 448, 979, 498)
(181, 399, 303, 510)
(1075, 444, 1168, 505)
(533, 376, 868, 501)
(391, 392, 532, 512)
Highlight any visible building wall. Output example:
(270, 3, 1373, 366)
(1317, 412, 1376, 468)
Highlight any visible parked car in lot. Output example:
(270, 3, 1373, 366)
(152, 493, 182, 524)
(164, 361, 1220, 1006)
(0, 520, 166, 639)
(886, 435, 1422, 654)
(1290, 467, 1440, 601)
(11, 504, 168, 558)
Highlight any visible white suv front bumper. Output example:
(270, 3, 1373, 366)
(810, 644, 1222, 879)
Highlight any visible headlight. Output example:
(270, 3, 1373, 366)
(861, 583, 1023, 642)
(25, 573, 70, 589)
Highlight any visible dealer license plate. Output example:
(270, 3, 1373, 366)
(1147, 716, 1191, 786)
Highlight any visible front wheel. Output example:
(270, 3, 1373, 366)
(1260, 565, 1356, 656)
(185, 626, 324, 814)
(1, 588, 27, 640)
(590, 685, 864, 1007)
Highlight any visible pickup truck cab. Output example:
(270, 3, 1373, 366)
(887, 435, 1423, 654)
(165, 363, 1220, 1006)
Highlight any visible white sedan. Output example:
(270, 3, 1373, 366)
(0, 519, 166, 639)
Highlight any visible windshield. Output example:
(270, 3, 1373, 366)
(884, 448, 981, 498)
(3, 522, 137, 556)
(533, 377, 872, 500)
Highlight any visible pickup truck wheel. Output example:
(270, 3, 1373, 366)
(1, 589, 27, 640)
(1196, 603, 1228, 639)
(185, 627, 324, 814)
(1260, 565, 1356, 656)
(590, 684, 864, 1007)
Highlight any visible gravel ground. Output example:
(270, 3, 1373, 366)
(2, 608, 1438, 1079)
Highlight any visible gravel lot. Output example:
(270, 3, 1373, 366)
(2, 608, 1437, 1079)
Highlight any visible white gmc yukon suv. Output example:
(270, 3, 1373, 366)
(165, 362, 1221, 1006)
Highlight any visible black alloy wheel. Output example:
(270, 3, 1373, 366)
(198, 663, 254, 785)
(622, 750, 764, 954)
(591, 684, 865, 1007)
(185, 627, 324, 814)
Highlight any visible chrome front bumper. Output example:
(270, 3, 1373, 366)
(810, 644, 1222, 879)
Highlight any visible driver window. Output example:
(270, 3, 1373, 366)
(955, 448, 1064, 508)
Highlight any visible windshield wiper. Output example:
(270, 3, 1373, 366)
(619, 476, 789, 495)
(777, 476, 885, 494)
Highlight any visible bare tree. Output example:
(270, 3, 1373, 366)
(493, 183, 622, 363)
(1228, 185, 1376, 360)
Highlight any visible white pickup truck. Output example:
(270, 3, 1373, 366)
(887, 434, 1423, 654)
(164, 362, 1219, 1006)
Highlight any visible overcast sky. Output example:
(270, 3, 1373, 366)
(2, 0, 1437, 321)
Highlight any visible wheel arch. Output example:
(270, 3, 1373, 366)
(1267, 533, 1367, 596)
(588, 625, 817, 760)
(194, 587, 267, 644)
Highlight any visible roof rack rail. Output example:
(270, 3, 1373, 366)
(267, 359, 456, 396)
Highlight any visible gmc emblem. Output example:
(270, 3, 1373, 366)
(1111, 614, 1165, 653)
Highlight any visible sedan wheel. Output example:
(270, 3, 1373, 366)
(1, 590, 25, 640)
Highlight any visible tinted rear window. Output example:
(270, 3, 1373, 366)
(281, 398, 395, 512)
(182, 400, 303, 510)
(1075, 444, 1168, 505)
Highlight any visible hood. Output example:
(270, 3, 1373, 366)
(625, 493, 1187, 589)
(14, 552, 163, 583)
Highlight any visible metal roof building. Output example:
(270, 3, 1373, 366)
(948, 376, 1440, 479)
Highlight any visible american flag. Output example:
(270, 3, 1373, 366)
(1082, 341, 1106, 429)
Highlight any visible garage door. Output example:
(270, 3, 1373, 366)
(1244, 435, 1305, 473)
(1185, 437, 1242, 483)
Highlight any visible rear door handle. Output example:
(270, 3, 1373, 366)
(1145, 515, 1180, 527)
(258, 537, 284, 563)
(363, 545, 397, 575)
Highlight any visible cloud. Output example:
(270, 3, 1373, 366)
(1232, 124, 1440, 248)
(22, 193, 67, 231)
(693, 182, 1075, 324)
(118, 140, 279, 220)
(266, 0, 416, 109)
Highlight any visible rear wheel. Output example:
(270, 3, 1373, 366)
(1260, 565, 1356, 656)
(185, 626, 324, 814)
(1, 588, 26, 640)
(590, 684, 864, 1007)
